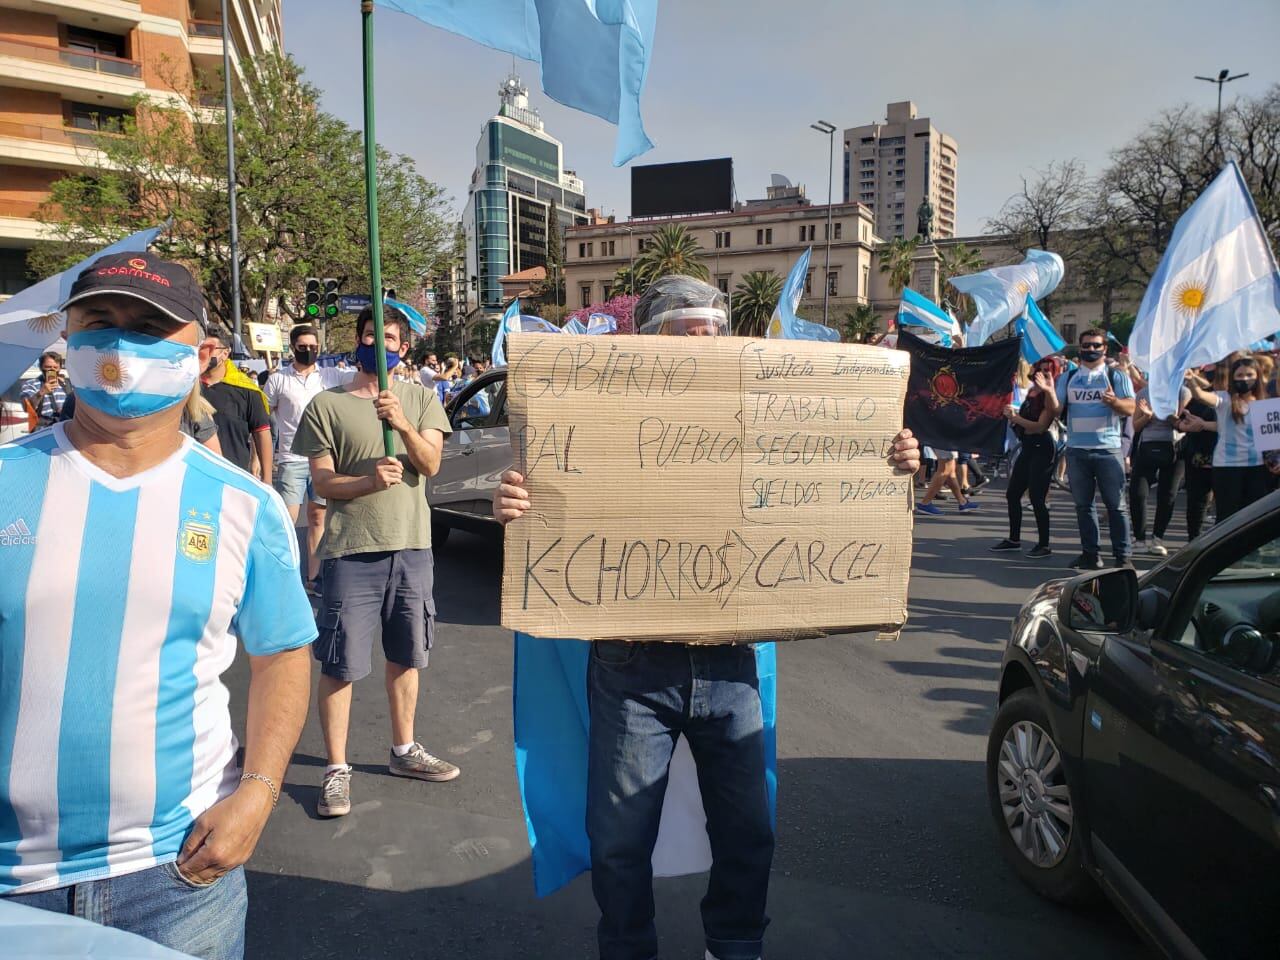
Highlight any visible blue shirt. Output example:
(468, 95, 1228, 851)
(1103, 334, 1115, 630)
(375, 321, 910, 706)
(0, 426, 317, 894)
(1056, 364, 1134, 450)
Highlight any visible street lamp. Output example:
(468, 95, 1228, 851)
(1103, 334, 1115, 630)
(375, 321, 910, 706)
(811, 120, 837, 326)
(1195, 68, 1248, 154)
(625, 225, 635, 292)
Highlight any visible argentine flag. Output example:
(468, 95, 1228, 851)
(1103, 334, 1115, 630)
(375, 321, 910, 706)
(1129, 161, 1280, 418)
(767, 248, 840, 342)
(898, 287, 955, 347)
(586, 313, 619, 335)
(514, 634, 777, 897)
(1016, 296, 1066, 362)
(385, 297, 428, 336)
(562, 317, 587, 334)
(950, 249, 1065, 347)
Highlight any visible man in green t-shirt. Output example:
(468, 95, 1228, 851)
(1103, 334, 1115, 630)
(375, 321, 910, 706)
(292, 306, 457, 817)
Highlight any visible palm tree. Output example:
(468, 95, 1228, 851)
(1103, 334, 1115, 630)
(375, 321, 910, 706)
(936, 241, 985, 323)
(841, 304, 879, 343)
(878, 236, 919, 292)
(634, 224, 709, 284)
(733, 270, 783, 337)
(612, 264, 644, 296)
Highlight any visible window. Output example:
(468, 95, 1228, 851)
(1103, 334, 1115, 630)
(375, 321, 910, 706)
(587, 242, 594, 257)
(827, 272, 838, 296)
(722, 231, 731, 249)
(637, 238, 648, 253)
(580, 285, 592, 308)
(862, 264, 870, 293)
(766, 228, 773, 244)
(578, 242, 586, 258)
(715, 230, 732, 249)
(860, 136, 875, 143)
(894, 147, 905, 156)
(0, 248, 30, 296)
(834, 222, 842, 239)
(716, 276, 730, 294)
(602, 283, 613, 300)
(604, 240, 615, 256)
(67, 102, 130, 132)
(804, 270, 813, 296)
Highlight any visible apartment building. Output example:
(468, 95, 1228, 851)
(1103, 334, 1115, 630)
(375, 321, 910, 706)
(843, 101, 957, 241)
(0, 0, 282, 295)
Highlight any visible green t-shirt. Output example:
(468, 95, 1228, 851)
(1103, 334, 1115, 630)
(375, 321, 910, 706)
(291, 380, 452, 560)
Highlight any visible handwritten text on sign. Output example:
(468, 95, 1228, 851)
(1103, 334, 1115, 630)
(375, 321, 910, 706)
(500, 334, 913, 643)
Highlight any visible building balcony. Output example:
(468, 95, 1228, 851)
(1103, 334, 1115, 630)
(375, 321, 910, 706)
(12, 1, 142, 34)
(0, 199, 59, 243)
(0, 119, 115, 170)
(0, 38, 144, 104)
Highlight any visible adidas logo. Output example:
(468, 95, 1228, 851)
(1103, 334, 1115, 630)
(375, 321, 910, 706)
(0, 519, 35, 547)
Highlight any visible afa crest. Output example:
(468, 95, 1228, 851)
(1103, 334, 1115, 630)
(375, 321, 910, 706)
(179, 509, 217, 563)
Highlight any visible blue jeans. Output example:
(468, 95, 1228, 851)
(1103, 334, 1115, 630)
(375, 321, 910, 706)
(5, 862, 246, 960)
(586, 641, 773, 960)
(1066, 447, 1131, 560)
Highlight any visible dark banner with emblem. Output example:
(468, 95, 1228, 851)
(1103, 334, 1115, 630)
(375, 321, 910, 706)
(899, 328, 1022, 455)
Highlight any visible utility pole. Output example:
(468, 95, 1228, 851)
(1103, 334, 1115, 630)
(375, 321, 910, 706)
(811, 121, 837, 326)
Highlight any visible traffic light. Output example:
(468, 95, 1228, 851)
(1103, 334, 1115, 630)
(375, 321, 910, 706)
(323, 278, 339, 319)
(383, 287, 397, 302)
(304, 278, 321, 319)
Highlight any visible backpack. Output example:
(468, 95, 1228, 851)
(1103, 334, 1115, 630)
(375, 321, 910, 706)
(1059, 366, 1130, 437)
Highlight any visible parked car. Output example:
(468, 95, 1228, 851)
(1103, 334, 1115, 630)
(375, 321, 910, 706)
(427, 368, 509, 545)
(986, 489, 1280, 959)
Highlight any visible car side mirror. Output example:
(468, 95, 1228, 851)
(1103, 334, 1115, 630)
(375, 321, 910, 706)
(1059, 568, 1138, 634)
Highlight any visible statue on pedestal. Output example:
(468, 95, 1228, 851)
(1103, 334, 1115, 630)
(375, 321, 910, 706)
(916, 197, 935, 244)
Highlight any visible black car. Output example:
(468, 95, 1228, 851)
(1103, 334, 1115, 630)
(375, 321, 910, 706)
(986, 490, 1280, 960)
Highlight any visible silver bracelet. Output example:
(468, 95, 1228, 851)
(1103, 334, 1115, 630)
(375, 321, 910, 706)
(240, 772, 279, 808)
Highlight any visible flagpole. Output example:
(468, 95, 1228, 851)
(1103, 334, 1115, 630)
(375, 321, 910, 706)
(361, 0, 394, 456)
(220, 0, 242, 353)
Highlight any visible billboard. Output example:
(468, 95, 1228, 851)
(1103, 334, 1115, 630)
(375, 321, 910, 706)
(491, 122, 561, 182)
(631, 158, 734, 218)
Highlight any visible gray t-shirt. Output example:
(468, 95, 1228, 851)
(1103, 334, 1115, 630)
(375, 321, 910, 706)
(292, 380, 451, 560)
(1136, 386, 1190, 445)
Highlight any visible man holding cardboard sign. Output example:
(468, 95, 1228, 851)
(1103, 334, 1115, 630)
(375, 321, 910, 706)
(495, 276, 921, 960)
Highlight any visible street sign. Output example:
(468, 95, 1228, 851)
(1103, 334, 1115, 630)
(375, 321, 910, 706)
(339, 294, 372, 313)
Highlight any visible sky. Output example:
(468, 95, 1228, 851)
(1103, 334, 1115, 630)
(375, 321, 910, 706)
(284, 0, 1279, 235)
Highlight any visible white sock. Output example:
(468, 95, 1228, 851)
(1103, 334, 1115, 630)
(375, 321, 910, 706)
(325, 763, 350, 776)
(392, 742, 416, 757)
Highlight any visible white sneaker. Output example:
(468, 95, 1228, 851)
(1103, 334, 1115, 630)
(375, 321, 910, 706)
(1132, 540, 1148, 554)
(1149, 538, 1168, 557)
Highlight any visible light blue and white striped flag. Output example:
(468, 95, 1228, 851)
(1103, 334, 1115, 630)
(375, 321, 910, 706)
(767, 248, 840, 342)
(586, 313, 618, 335)
(562, 317, 587, 334)
(898, 287, 954, 347)
(1129, 161, 1280, 418)
(385, 297, 428, 336)
(375, 1, 657, 166)
(949, 249, 1065, 347)
(1016, 296, 1066, 363)
(491, 298, 520, 367)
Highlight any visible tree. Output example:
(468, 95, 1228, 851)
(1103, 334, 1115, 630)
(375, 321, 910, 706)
(611, 264, 643, 296)
(29, 53, 453, 334)
(985, 159, 1090, 255)
(633, 224, 709, 284)
(936, 242, 985, 323)
(877, 236, 919, 292)
(732, 270, 783, 337)
(1107, 311, 1137, 345)
(531, 214, 565, 307)
(841, 304, 879, 343)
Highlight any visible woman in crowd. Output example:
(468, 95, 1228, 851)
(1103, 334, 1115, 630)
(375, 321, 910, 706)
(916, 448, 978, 515)
(1182, 356, 1274, 521)
(1128, 364, 1189, 557)
(991, 357, 1062, 557)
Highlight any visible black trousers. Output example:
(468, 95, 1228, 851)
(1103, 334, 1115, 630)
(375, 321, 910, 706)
(1006, 439, 1054, 546)
(1212, 465, 1275, 523)
(1129, 441, 1184, 541)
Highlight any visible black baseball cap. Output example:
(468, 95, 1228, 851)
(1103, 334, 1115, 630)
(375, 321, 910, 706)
(60, 253, 208, 328)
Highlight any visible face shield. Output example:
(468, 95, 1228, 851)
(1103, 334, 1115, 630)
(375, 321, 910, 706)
(635, 275, 730, 337)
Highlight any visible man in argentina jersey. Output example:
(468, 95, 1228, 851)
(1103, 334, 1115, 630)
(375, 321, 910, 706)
(0, 254, 315, 960)
(1045, 327, 1137, 570)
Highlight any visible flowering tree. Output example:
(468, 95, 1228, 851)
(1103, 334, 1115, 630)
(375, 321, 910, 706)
(564, 293, 639, 333)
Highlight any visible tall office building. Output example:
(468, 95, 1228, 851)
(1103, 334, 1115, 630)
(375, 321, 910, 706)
(0, 1, 282, 297)
(843, 101, 957, 241)
(463, 73, 589, 310)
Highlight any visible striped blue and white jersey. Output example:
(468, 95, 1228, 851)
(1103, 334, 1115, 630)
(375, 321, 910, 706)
(1211, 391, 1264, 468)
(0, 425, 316, 894)
(1056, 365, 1134, 450)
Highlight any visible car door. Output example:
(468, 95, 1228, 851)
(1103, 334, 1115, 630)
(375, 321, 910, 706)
(469, 376, 511, 509)
(433, 374, 508, 519)
(1083, 515, 1280, 959)
(429, 382, 486, 509)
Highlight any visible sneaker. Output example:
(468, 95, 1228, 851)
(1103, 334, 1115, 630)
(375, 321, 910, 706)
(1070, 553, 1104, 570)
(389, 743, 461, 782)
(958, 502, 980, 513)
(318, 766, 352, 818)
(1149, 538, 1168, 557)
(916, 502, 945, 516)
(1132, 539, 1148, 554)
(1026, 544, 1053, 559)
(990, 539, 1022, 551)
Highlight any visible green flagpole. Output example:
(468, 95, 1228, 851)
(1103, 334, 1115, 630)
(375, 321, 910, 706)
(361, 0, 394, 457)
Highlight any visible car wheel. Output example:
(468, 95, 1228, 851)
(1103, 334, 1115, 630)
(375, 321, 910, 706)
(986, 689, 1097, 904)
(431, 517, 451, 548)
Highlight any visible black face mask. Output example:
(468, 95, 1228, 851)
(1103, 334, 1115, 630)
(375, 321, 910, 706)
(1232, 379, 1256, 395)
(294, 345, 318, 366)
(1079, 348, 1104, 362)
(206, 354, 222, 374)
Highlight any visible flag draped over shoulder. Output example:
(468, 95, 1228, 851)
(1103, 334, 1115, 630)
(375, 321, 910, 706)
(899, 327, 1021, 455)
(767, 248, 840, 342)
(513, 634, 778, 897)
(897, 287, 956, 347)
(1129, 161, 1280, 418)
(375, 0, 657, 166)
(1016, 296, 1065, 363)
(949, 249, 1064, 347)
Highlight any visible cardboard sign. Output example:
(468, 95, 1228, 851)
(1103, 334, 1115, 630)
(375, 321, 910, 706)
(1249, 397, 1280, 453)
(500, 333, 914, 644)
(247, 322, 282, 353)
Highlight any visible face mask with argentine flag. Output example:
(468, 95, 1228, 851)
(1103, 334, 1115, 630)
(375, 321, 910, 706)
(66, 327, 200, 419)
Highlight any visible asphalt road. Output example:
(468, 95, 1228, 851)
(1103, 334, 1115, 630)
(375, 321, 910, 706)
(227, 483, 1155, 959)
